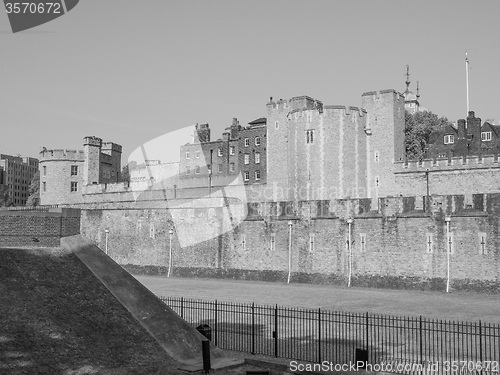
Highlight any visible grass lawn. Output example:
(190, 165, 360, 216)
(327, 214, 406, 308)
(134, 275, 500, 324)
(0, 248, 183, 374)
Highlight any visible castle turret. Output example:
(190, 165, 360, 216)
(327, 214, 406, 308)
(362, 89, 405, 198)
(83, 136, 102, 185)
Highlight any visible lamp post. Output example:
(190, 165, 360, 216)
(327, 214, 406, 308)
(445, 216, 451, 293)
(287, 220, 293, 284)
(167, 227, 174, 278)
(425, 169, 430, 212)
(346, 218, 353, 287)
(104, 228, 109, 255)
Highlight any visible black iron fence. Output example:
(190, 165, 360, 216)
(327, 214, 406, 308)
(160, 297, 500, 375)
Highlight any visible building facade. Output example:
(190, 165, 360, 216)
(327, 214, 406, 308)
(39, 136, 122, 205)
(179, 118, 267, 189)
(427, 111, 500, 158)
(0, 154, 39, 206)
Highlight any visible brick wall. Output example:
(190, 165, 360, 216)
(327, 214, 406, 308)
(80, 196, 500, 292)
(0, 208, 81, 247)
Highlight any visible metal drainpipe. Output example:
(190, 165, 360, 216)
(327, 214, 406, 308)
(445, 216, 451, 293)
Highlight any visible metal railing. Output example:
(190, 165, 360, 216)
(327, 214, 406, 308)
(161, 297, 500, 374)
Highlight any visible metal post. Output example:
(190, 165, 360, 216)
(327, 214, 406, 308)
(287, 220, 293, 284)
(104, 228, 109, 255)
(167, 227, 174, 277)
(347, 218, 353, 287)
(445, 216, 451, 293)
(318, 308, 322, 363)
(251, 303, 255, 355)
(274, 304, 278, 357)
(419, 315, 423, 365)
(202, 340, 211, 374)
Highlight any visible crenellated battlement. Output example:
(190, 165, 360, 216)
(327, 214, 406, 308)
(39, 149, 85, 161)
(362, 89, 405, 102)
(267, 95, 324, 113)
(323, 105, 366, 118)
(101, 142, 122, 154)
(83, 136, 102, 147)
(395, 154, 500, 173)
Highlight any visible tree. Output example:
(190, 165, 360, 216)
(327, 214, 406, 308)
(405, 110, 450, 160)
(26, 170, 40, 206)
(0, 184, 12, 207)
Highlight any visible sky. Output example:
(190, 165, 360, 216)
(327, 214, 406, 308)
(1, 0, 499, 160)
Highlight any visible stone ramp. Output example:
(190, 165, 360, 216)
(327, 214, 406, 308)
(61, 235, 240, 370)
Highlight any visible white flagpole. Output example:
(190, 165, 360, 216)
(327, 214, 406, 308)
(465, 52, 470, 115)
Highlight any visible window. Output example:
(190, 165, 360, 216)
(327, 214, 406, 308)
(360, 233, 366, 252)
(71, 165, 78, 176)
(43, 166, 46, 176)
(218, 148, 223, 157)
(195, 165, 200, 174)
(185, 151, 190, 159)
(309, 235, 315, 253)
(218, 164, 222, 173)
(244, 154, 250, 165)
(255, 170, 261, 180)
(275, 121, 279, 129)
(230, 146, 235, 155)
(444, 135, 454, 144)
(481, 132, 492, 141)
(207, 165, 211, 174)
(306, 130, 314, 144)
(270, 233, 275, 251)
(255, 137, 261, 146)
(479, 232, 487, 254)
(70, 182, 78, 192)
(229, 163, 235, 173)
(185, 167, 190, 175)
(243, 171, 250, 181)
(426, 233, 433, 253)
(244, 138, 250, 147)
(42, 182, 46, 192)
(195, 150, 200, 159)
(255, 153, 261, 164)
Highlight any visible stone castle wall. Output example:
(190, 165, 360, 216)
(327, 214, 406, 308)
(0, 208, 81, 247)
(394, 155, 500, 196)
(80, 194, 500, 292)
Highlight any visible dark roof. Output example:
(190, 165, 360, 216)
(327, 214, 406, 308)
(248, 117, 267, 125)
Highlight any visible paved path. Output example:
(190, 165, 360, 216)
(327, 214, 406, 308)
(133, 275, 500, 324)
